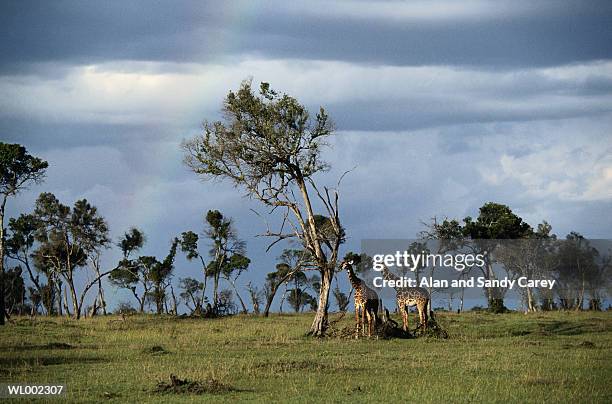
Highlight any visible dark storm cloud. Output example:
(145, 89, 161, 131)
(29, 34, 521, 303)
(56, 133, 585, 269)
(2, 0, 612, 75)
(0, 119, 160, 149)
(326, 94, 612, 132)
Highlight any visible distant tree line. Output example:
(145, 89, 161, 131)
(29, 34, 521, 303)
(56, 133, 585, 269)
(421, 203, 610, 313)
(0, 142, 332, 321)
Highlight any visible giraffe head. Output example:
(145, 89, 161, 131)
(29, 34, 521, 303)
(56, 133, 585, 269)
(340, 259, 354, 271)
(340, 252, 361, 272)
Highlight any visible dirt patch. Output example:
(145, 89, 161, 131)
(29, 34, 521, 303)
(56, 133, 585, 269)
(102, 391, 121, 400)
(327, 310, 448, 340)
(45, 342, 73, 349)
(414, 320, 449, 339)
(142, 345, 169, 355)
(255, 359, 331, 373)
(562, 340, 596, 349)
(327, 317, 448, 340)
(1, 342, 75, 352)
(153, 374, 236, 395)
(577, 340, 596, 348)
(327, 321, 412, 340)
(522, 376, 554, 386)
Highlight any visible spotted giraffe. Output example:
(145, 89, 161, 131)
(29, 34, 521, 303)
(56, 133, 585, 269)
(341, 260, 380, 337)
(382, 266, 429, 333)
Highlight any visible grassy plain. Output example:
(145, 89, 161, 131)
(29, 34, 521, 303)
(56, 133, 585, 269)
(1, 311, 611, 403)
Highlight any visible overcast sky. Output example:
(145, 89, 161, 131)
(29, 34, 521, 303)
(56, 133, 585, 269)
(2, 1, 611, 310)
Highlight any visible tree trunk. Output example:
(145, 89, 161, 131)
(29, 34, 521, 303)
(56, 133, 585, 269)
(170, 284, 178, 315)
(294, 278, 300, 313)
(309, 268, 332, 336)
(263, 285, 278, 317)
(576, 275, 585, 311)
(263, 296, 273, 317)
(0, 207, 5, 325)
(252, 296, 260, 314)
(485, 262, 506, 312)
(155, 284, 164, 314)
(89, 297, 99, 317)
(95, 265, 107, 315)
(56, 280, 63, 316)
(213, 272, 220, 313)
(63, 285, 71, 317)
(279, 285, 287, 313)
(228, 279, 248, 314)
(295, 176, 335, 336)
(199, 256, 208, 308)
(137, 292, 145, 313)
(67, 276, 80, 319)
(526, 287, 536, 312)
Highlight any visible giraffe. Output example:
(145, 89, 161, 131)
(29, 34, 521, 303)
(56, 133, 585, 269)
(382, 266, 429, 333)
(341, 260, 380, 337)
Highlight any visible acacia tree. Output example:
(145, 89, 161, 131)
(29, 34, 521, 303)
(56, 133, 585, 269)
(288, 286, 317, 313)
(202, 210, 246, 314)
(5, 213, 61, 316)
(421, 217, 471, 312)
(463, 203, 533, 312)
(183, 81, 343, 335)
(5, 214, 45, 310)
(148, 238, 179, 315)
(33, 193, 110, 319)
(332, 281, 350, 312)
(179, 230, 208, 312)
(111, 229, 179, 314)
(109, 228, 150, 312)
(2, 266, 26, 315)
(219, 253, 251, 314)
(496, 222, 558, 312)
(0, 143, 48, 325)
(425, 203, 532, 312)
(179, 277, 205, 314)
(246, 282, 263, 314)
(262, 249, 310, 317)
(554, 232, 603, 310)
(182, 210, 246, 314)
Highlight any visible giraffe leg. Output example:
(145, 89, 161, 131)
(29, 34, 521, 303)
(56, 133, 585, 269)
(399, 300, 406, 332)
(418, 307, 424, 330)
(417, 301, 428, 330)
(407, 306, 411, 333)
(361, 307, 367, 336)
(355, 307, 360, 338)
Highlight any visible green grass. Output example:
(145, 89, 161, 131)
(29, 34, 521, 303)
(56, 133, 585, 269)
(1, 311, 611, 403)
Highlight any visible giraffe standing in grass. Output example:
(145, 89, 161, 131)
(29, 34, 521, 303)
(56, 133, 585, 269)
(341, 260, 380, 337)
(382, 266, 429, 333)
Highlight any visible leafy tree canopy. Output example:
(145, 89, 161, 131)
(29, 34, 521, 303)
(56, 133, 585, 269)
(463, 202, 533, 239)
(0, 143, 48, 197)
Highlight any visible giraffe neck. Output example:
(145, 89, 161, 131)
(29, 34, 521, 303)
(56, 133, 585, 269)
(346, 264, 362, 290)
(382, 266, 400, 281)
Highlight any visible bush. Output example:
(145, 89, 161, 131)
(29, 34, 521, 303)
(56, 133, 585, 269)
(115, 302, 137, 314)
(488, 299, 508, 313)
